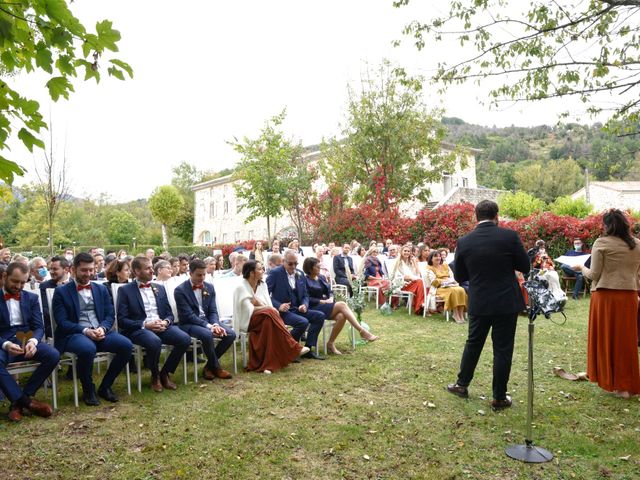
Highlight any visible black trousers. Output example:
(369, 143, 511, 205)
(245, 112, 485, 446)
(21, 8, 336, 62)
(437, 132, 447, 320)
(456, 312, 518, 401)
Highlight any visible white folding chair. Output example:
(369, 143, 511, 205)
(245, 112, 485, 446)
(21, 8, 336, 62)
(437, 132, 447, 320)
(212, 276, 241, 374)
(385, 259, 414, 315)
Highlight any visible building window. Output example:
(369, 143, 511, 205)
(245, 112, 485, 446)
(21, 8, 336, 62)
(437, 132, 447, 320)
(248, 230, 254, 239)
(224, 201, 229, 214)
(222, 233, 228, 244)
(209, 202, 215, 219)
(202, 231, 211, 244)
(462, 177, 469, 187)
(234, 231, 240, 242)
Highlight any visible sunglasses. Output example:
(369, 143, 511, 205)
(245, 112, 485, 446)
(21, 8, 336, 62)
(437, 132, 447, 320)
(286, 261, 298, 266)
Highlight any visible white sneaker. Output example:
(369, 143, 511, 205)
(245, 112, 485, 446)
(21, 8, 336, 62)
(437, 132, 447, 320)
(300, 346, 310, 356)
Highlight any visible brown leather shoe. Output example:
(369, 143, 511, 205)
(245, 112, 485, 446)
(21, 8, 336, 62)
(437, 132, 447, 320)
(491, 395, 513, 411)
(8, 406, 23, 422)
(160, 372, 177, 390)
(26, 399, 53, 418)
(213, 368, 232, 379)
(202, 366, 215, 380)
(446, 383, 469, 398)
(151, 374, 163, 393)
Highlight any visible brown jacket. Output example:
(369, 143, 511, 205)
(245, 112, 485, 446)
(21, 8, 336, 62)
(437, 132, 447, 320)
(581, 235, 640, 291)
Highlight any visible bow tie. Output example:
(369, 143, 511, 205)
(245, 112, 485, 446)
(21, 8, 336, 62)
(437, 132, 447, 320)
(3, 292, 19, 301)
(192, 284, 203, 291)
(77, 284, 91, 291)
(139, 283, 151, 289)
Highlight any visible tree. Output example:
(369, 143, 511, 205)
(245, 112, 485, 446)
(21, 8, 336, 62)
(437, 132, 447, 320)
(395, 1, 640, 135)
(549, 196, 593, 218)
(230, 110, 301, 241)
(498, 191, 545, 219)
(322, 62, 457, 214)
(148, 186, 184, 250)
(107, 210, 141, 245)
(284, 157, 317, 241)
(514, 158, 583, 203)
(0, 1, 132, 183)
(171, 161, 204, 243)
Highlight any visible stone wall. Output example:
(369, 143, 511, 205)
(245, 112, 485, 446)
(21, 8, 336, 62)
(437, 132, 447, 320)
(438, 187, 505, 208)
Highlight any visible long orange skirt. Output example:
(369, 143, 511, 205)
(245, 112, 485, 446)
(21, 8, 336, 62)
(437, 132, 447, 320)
(587, 289, 640, 394)
(403, 279, 425, 315)
(246, 307, 302, 373)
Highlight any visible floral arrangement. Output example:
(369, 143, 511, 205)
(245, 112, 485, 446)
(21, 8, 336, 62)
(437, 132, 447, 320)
(379, 275, 406, 315)
(347, 276, 367, 323)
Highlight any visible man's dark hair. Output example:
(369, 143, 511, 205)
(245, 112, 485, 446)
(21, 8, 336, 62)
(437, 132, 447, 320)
(242, 259, 260, 280)
(178, 254, 190, 262)
(475, 200, 499, 222)
(50, 255, 70, 269)
(131, 256, 151, 273)
(189, 259, 206, 272)
(6, 261, 29, 276)
(73, 252, 95, 268)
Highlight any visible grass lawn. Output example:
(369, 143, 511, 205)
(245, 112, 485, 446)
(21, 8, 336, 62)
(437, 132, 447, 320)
(1, 298, 639, 479)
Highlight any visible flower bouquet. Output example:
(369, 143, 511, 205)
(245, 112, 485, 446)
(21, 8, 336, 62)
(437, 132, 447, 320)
(380, 276, 405, 315)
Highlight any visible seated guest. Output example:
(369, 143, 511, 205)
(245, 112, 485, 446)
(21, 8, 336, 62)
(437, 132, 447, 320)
(326, 242, 336, 254)
(233, 260, 307, 373)
(39, 256, 71, 337)
(169, 257, 180, 276)
(11, 254, 29, 265)
(63, 249, 74, 263)
(93, 253, 105, 279)
(559, 238, 591, 299)
(28, 256, 49, 289)
(224, 252, 238, 275)
(386, 244, 399, 260)
(52, 253, 133, 405)
(303, 257, 378, 355)
(153, 260, 173, 282)
(145, 248, 155, 261)
(117, 257, 191, 392)
(426, 250, 468, 323)
(98, 253, 116, 279)
(391, 245, 426, 315)
(382, 239, 392, 254)
(268, 238, 281, 254)
(267, 253, 283, 272)
(417, 245, 430, 263)
(204, 257, 216, 275)
(221, 254, 247, 277)
(439, 248, 450, 265)
(214, 254, 224, 272)
(288, 238, 304, 256)
(249, 241, 265, 263)
(363, 247, 390, 306)
(174, 259, 235, 380)
(266, 250, 326, 359)
(315, 246, 331, 281)
(177, 254, 190, 277)
(1, 262, 59, 421)
(104, 259, 132, 301)
(532, 243, 566, 300)
(115, 249, 128, 261)
(0, 248, 11, 267)
(333, 244, 356, 296)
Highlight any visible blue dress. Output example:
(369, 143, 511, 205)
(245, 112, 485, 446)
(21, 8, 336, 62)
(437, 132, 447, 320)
(305, 275, 335, 318)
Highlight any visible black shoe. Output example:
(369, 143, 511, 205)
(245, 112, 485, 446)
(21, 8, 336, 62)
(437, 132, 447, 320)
(82, 388, 100, 406)
(446, 383, 469, 398)
(491, 395, 512, 411)
(97, 386, 119, 403)
(301, 350, 326, 360)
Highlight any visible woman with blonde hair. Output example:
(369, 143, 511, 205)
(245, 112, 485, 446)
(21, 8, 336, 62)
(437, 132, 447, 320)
(391, 244, 425, 315)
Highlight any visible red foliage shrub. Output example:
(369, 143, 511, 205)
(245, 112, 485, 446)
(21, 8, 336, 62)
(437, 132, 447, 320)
(410, 202, 476, 250)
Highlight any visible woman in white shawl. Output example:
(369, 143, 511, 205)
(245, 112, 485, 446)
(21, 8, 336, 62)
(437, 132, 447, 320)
(233, 260, 308, 373)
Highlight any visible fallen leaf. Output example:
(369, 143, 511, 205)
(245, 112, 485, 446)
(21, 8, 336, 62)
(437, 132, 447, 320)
(618, 455, 631, 461)
(477, 410, 485, 416)
(363, 454, 370, 461)
(427, 402, 436, 408)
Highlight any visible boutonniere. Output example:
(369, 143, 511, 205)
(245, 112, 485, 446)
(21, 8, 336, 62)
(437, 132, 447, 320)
(202, 288, 210, 298)
(151, 284, 159, 296)
(295, 271, 301, 281)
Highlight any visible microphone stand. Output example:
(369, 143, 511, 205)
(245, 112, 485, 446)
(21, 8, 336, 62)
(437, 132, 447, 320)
(505, 271, 553, 463)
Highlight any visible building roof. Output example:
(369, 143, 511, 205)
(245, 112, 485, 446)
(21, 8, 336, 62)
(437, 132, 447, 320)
(573, 181, 640, 196)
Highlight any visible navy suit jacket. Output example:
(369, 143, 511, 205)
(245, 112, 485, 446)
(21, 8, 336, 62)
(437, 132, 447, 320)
(52, 280, 115, 341)
(174, 279, 219, 328)
(333, 255, 354, 281)
(39, 278, 59, 330)
(0, 290, 45, 344)
(266, 266, 309, 310)
(116, 281, 174, 335)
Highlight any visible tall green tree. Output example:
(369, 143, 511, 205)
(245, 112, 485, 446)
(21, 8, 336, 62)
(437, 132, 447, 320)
(514, 158, 583, 203)
(171, 161, 205, 243)
(322, 62, 457, 211)
(395, 0, 640, 135)
(107, 210, 141, 245)
(148, 185, 184, 250)
(230, 110, 302, 241)
(0, 1, 132, 182)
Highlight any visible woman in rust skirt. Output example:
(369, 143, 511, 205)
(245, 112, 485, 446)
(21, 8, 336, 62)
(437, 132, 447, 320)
(576, 209, 640, 398)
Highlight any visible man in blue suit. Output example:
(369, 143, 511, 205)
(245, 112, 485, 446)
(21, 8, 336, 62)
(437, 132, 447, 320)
(1, 262, 59, 421)
(53, 252, 133, 406)
(267, 250, 326, 360)
(333, 244, 356, 296)
(174, 259, 235, 380)
(117, 257, 191, 392)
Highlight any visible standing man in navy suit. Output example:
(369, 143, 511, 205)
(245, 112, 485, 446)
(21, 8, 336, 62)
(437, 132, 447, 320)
(52, 252, 133, 406)
(267, 250, 326, 360)
(333, 244, 356, 296)
(117, 257, 191, 392)
(174, 259, 235, 380)
(1, 262, 59, 421)
(446, 200, 531, 411)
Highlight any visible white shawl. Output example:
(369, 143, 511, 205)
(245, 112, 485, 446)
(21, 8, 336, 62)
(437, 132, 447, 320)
(232, 279, 273, 333)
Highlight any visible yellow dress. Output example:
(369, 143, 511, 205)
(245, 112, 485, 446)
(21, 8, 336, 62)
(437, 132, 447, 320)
(428, 265, 467, 311)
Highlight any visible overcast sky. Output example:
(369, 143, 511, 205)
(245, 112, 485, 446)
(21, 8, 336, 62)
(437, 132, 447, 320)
(10, 0, 603, 202)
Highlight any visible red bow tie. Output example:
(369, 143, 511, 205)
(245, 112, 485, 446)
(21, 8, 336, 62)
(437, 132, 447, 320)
(3, 292, 20, 301)
(77, 284, 91, 291)
(139, 283, 151, 289)
(192, 284, 203, 291)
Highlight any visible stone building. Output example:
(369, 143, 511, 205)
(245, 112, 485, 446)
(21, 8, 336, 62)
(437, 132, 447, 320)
(571, 181, 640, 213)
(192, 144, 490, 245)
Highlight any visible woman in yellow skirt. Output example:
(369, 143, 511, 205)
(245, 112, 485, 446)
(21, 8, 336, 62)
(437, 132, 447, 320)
(427, 250, 468, 323)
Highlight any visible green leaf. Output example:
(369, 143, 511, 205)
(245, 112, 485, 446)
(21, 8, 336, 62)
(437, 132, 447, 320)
(55, 54, 76, 76)
(46, 76, 74, 101)
(0, 155, 26, 184)
(109, 59, 133, 78)
(44, 0, 73, 24)
(96, 20, 121, 52)
(35, 46, 54, 74)
(17, 128, 45, 153)
(0, 17, 14, 43)
(107, 66, 124, 81)
(1, 51, 17, 71)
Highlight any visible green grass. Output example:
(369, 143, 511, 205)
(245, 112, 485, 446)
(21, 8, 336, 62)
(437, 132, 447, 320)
(2, 298, 639, 479)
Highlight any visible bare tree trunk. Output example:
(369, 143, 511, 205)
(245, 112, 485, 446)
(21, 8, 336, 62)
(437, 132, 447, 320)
(48, 215, 54, 256)
(266, 216, 271, 242)
(161, 223, 168, 251)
